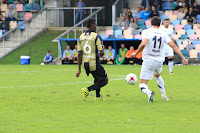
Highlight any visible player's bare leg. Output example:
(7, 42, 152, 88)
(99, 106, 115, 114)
(139, 79, 155, 102)
(168, 56, 173, 74)
(154, 73, 169, 100)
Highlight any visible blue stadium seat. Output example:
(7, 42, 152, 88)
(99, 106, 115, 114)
(0, 31, 2, 37)
(17, 12, 25, 21)
(184, 24, 192, 31)
(176, 40, 183, 45)
(171, 2, 178, 10)
(163, 2, 170, 10)
(181, 50, 188, 59)
(24, 4, 31, 12)
(138, 25, 146, 30)
(192, 41, 200, 48)
(100, 34, 106, 40)
(132, 30, 140, 36)
(18, 21, 25, 30)
(196, 14, 200, 23)
(7, 0, 14, 3)
(172, 20, 181, 28)
(161, 15, 168, 22)
(113, 25, 118, 31)
(180, 34, 188, 39)
(108, 35, 115, 39)
(117, 35, 124, 39)
(186, 44, 194, 51)
(137, 20, 145, 26)
(114, 30, 122, 38)
(186, 29, 194, 37)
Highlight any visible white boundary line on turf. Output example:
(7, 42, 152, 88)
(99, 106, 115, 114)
(0, 78, 125, 89)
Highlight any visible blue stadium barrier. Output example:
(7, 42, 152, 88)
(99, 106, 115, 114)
(59, 38, 141, 59)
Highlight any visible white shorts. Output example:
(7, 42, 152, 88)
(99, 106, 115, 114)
(140, 59, 163, 80)
(163, 45, 174, 57)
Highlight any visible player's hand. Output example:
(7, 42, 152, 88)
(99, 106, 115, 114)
(183, 58, 188, 65)
(76, 70, 81, 78)
(131, 52, 136, 57)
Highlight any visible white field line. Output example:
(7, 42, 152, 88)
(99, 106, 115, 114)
(0, 78, 125, 89)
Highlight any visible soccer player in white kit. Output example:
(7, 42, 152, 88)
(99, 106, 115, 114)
(160, 18, 175, 74)
(132, 17, 188, 102)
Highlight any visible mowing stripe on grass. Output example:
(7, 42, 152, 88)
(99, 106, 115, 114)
(0, 77, 125, 89)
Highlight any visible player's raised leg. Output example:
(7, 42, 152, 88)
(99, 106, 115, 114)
(154, 73, 169, 100)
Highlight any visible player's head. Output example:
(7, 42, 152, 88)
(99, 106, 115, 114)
(47, 50, 50, 54)
(182, 2, 186, 7)
(87, 18, 96, 32)
(103, 44, 106, 49)
(130, 46, 134, 51)
(127, 8, 130, 12)
(108, 46, 112, 50)
(121, 44, 125, 48)
(163, 18, 170, 28)
(67, 45, 70, 50)
(151, 16, 161, 28)
(75, 44, 77, 49)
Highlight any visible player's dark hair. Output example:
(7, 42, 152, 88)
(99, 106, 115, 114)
(151, 16, 161, 26)
(164, 18, 170, 22)
(47, 50, 50, 53)
(87, 18, 96, 28)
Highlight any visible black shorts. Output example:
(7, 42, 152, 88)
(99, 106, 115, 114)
(84, 63, 107, 82)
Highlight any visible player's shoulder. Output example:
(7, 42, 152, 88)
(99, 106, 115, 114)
(142, 28, 150, 34)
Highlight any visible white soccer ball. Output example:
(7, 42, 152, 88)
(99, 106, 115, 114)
(126, 73, 138, 85)
(41, 63, 45, 65)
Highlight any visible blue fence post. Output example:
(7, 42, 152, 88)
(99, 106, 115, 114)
(113, 41, 118, 59)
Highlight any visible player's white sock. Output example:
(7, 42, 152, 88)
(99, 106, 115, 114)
(139, 83, 151, 96)
(168, 61, 173, 73)
(155, 76, 166, 96)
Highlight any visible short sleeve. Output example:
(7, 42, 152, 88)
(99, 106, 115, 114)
(165, 33, 172, 44)
(95, 35, 103, 51)
(77, 38, 82, 51)
(142, 30, 149, 40)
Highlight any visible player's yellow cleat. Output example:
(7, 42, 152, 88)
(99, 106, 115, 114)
(81, 88, 89, 101)
(95, 95, 104, 101)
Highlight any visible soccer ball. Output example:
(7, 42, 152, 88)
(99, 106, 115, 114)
(126, 73, 138, 85)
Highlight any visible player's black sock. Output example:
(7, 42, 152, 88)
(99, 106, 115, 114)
(88, 79, 107, 97)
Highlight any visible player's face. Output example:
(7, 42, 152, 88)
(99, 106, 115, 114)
(108, 46, 112, 50)
(164, 20, 170, 28)
(121, 44, 125, 48)
(75, 45, 77, 49)
(67, 46, 70, 50)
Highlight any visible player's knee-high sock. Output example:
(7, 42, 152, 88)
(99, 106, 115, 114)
(88, 80, 107, 97)
(139, 83, 151, 96)
(168, 60, 173, 73)
(155, 76, 166, 96)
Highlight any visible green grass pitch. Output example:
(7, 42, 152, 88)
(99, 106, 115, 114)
(0, 65, 199, 133)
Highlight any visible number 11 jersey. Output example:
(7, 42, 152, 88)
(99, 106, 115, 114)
(141, 28, 172, 63)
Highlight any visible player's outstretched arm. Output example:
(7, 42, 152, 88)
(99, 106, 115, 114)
(168, 41, 188, 65)
(76, 51, 83, 77)
(131, 39, 148, 57)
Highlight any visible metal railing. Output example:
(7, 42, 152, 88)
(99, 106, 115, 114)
(52, 6, 104, 58)
(112, 0, 124, 26)
(46, 7, 103, 27)
(0, 8, 48, 59)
